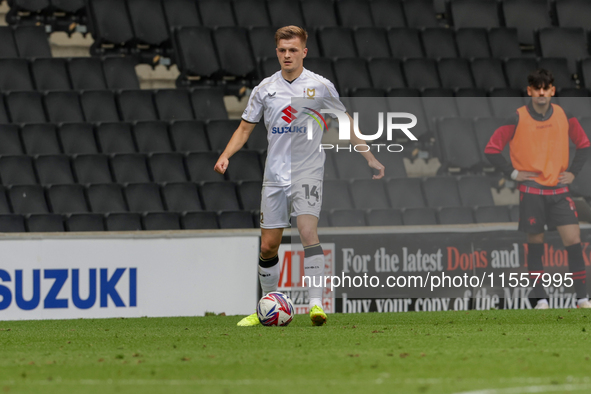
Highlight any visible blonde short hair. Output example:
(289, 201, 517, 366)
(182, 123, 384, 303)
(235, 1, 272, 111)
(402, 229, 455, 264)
(274, 25, 308, 47)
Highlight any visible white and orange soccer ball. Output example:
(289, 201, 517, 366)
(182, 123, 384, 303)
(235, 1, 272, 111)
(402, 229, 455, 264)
(257, 292, 295, 326)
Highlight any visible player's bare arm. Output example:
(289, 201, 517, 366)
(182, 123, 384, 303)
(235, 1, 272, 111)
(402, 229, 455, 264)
(514, 171, 541, 182)
(346, 113, 385, 179)
(558, 171, 575, 184)
(214, 120, 256, 174)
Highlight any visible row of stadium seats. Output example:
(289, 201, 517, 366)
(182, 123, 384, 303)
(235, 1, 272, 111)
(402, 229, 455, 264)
(0, 203, 520, 233)
(0, 211, 260, 232)
(0, 88, 227, 124)
(0, 57, 139, 91)
(0, 175, 504, 215)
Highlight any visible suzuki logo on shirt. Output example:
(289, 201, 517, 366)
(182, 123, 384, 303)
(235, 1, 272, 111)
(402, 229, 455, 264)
(281, 106, 297, 124)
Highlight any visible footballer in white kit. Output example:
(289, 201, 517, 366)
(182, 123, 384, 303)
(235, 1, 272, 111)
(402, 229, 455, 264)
(214, 26, 384, 327)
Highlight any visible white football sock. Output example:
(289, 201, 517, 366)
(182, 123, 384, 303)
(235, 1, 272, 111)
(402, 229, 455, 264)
(537, 299, 548, 306)
(304, 254, 324, 308)
(258, 256, 280, 295)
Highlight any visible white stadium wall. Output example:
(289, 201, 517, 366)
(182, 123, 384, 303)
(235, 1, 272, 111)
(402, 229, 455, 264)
(0, 231, 260, 321)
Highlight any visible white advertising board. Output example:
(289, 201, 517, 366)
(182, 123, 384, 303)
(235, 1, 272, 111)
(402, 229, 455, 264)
(0, 235, 259, 320)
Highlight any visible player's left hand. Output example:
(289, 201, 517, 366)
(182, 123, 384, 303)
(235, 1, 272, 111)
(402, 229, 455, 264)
(558, 171, 575, 184)
(368, 158, 385, 179)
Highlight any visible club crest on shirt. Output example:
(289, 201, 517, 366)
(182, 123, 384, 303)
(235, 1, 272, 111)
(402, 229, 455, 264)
(306, 88, 316, 99)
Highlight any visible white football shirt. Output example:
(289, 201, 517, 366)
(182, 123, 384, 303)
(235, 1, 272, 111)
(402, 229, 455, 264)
(242, 68, 346, 186)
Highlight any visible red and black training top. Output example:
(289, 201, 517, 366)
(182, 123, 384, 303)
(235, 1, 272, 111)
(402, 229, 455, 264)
(485, 101, 590, 191)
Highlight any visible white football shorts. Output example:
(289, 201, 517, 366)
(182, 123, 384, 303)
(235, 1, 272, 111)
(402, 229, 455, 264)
(259, 179, 323, 229)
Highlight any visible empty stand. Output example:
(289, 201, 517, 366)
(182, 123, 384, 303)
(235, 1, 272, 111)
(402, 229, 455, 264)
(402, 207, 437, 225)
(173, 27, 221, 79)
(386, 178, 425, 209)
(336, 0, 373, 28)
(333, 150, 375, 180)
(505, 58, 538, 89)
(333, 58, 372, 94)
(301, 0, 337, 28)
(267, 0, 304, 27)
(105, 212, 143, 231)
(403, 0, 438, 28)
(366, 208, 403, 226)
(162, 0, 201, 28)
(102, 57, 140, 90)
(387, 28, 423, 59)
(436, 118, 482, 172)
(236, 181, 261, 211)
(0, 27, 20, 59)
(206, 120, 240, 151)
(86, 0, 135, 51)
(0, 215, 26, 232)
(323, 180, 354, 210)
(0, 125, 23, 156)
(367, 58, 405, 91)
(318, 27, 357, 58)
(474, 206, 511, 223)
(234, 0, 270, 28)
(44, 91, 85, 123)
(224, 150, 262, 182)
(538, 58, 575, 88)
(126, 0, 169, 47)
(350, 180, 390, 210)
(111, 154, 151, 184)
(403, 59, 440, 89)
(488, 28, 522, 59)
(154, 89, 194, 122)
(457, 176, 495, 207)
(471, 58, 507, 90)
(213, 27, 256, 78)
(191, 88, 228, 121)
(555, 0, 591, 28)
(354, 28, 390, 59)
(13, 26, 52, 58)
(538, 28, 587, 75)
(455, 28, 491, 58)
(370, 0, 405, 29)
(6, 91, 46, 123)
(197, 0, 235, 28)
(438, 58, 474, 89)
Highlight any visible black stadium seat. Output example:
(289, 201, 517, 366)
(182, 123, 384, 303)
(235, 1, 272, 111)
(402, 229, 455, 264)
(125, 183, 164, 212)
(197, 0, 235, 28)
(162, 182, 202, 212)
(366, 208, 403, 226)
(34, 155, 75, 185)
(0, 27, 19, 59)
(0, 125, 23, 156)
(106, 213, 143, 231)
(44, 91, 85, 123)
(438, 58, 474, 89)
(224, 150, 262, 182)
(249, 27, 277, 61)
(102, 57, 140, 90)
(0, 59, 34, 91)
(370, 0, 405, 29)
(134, 121, 173, 153)
(236, 181, 261, 211)
(87, 184, 128, 213)
(301, 0, 337, 28)
(354, 28, 391, 59)
(30, 58, 71, 91)
(186, 152, 225, 182)
(538, 28, 587, 75)
(318, 27, 357, 58)
(148, 153, 188, 183)
(386, 178, 425, 209)
(502, 0, 552, 45)
(173, 27, 221, 80)
(455, 28, 491, 58)
(333, 58, 372, 94)
(448, 0, 500, 28)
(458, 176, 495, 207)
(0, 214, 26, 232)
(9, 185, 49, 214)
(47, 184, 89, 214)
(118, 90, 158, 122)
(367, 58, 405, 91)
(402, 207, 437, 225)
(233, 0, 271, 28)
(422, 28, 458, 58)
(111, 154, 151, 184)
(163, 0, 201, 28)
(6, 91, 46, 124)
(213, 27, 257, 78)
(538, 58, 575, 88)
(66, 214, 105, 232)
(72, 154, 113, 184)
(350, 180, 390, 210)
(267, 0, 304, 27)
(422, 177, 462, 208)
(170, 121, 209, 152)
(323, 180, 354, 210)
(22, 124, 61, 155)
(27, 214, 65, 232)
(488, 28, 522, 59)
(199, 182, 240, 211)
(403, 0, 438, 28)
(68, 57, 107, 91)
(218, 210, 253, 229)
(403, 59, 440, 89)
(80, 90, 120, 123)
(336, 0, 373, 28)
(555, 0, 591, 28)
(126, 0, 169, 47)
(436, 118, 482, 172)
(387, 28, 424, 59)
(438, 207, 474, 224)
(143, 212, 181, 230)
(86, 0, 135, 51)
(471, 58, 507, 90)
(96, 123, 136, 154)
(13, 26, 52, 58)
(191, 88, 228, 121)
(0, 95, 9, 124)
(154, 90, 194, 122)
(505, 58, 538, 89)
(206, 120, 240, 151)
(330, 209, 366, 227)
(474, 206, 511, 223)
(182, 211, 219, 229)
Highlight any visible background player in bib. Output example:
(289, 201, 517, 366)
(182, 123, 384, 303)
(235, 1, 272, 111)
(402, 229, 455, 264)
(214, 26, 385, 326)
(485, 69, 591, 309)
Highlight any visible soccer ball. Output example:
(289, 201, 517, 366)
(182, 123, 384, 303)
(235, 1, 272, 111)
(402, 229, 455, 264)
(257, 292, 295, 326)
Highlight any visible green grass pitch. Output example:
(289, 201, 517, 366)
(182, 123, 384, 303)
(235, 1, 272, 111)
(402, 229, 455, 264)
(0, 309, 590, 394)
